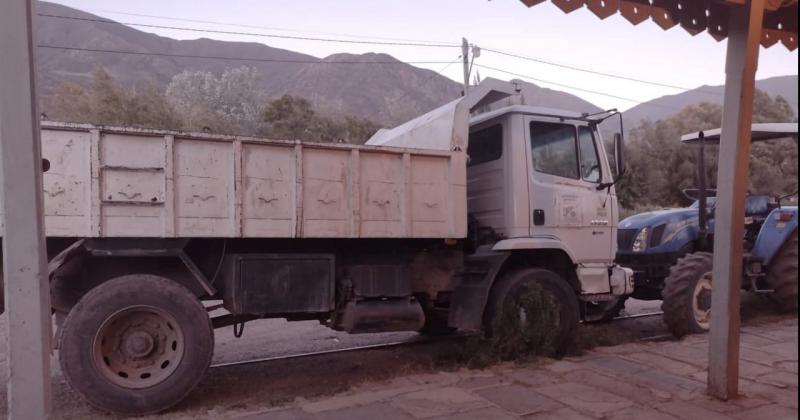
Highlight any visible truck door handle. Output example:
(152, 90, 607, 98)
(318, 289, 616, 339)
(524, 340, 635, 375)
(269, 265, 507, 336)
(533, 209, 545, 226)
(592, 231, 604, 235)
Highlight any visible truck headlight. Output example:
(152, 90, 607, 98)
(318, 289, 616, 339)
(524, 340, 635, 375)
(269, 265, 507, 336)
(632, 227, 649, 252)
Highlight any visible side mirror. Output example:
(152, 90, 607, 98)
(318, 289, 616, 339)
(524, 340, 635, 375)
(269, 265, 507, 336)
(613, 133, 625, 178)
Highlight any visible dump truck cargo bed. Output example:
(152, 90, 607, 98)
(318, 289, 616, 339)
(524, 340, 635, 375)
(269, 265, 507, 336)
(0, 122, 466, 239)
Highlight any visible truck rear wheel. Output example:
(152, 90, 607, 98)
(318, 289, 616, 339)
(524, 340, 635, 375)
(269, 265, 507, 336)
(661, 252, 713, 338)
(484, 268, 578, 357)
(765, 230, 798, 313)
(59, 275, 213, 416)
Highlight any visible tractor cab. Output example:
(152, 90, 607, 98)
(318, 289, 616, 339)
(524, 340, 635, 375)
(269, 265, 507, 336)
(616, 123, 798, 307)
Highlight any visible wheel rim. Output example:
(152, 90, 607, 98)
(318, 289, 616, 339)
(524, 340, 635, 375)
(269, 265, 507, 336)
(92, 305, 185, 389)
(692, 273, 713, 330)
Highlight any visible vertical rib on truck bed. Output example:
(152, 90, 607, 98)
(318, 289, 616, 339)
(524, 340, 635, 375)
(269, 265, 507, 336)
(0, 122, 466, 239)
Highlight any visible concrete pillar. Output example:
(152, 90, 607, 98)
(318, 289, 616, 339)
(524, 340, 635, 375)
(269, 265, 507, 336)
(707, 0, 764, 401)
(0, 0, 53, 418)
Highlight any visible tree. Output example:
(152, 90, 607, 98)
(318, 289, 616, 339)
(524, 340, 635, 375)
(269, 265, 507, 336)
(262, 95, 381, 144)
(44, 66, 381, 143)
(620, 90, 797, 210)
(45, 66, 179, 129)
(262, 95, 317, 139)
(166, 66, 265, 135)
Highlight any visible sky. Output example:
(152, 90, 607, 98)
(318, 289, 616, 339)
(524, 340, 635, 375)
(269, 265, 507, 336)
(49, 0, 798, 111)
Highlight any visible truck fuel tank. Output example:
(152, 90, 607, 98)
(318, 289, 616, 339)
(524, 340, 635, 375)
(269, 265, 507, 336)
(338, 298, 425, 334)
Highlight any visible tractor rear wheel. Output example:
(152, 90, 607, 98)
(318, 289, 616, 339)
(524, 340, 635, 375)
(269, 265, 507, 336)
(764, 230, 798, 313)
(59, 275, 213, 416)
(661, 252, 714, 338)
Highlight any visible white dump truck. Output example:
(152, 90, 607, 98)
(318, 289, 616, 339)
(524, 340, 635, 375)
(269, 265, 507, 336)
(0, 78, 633, 415)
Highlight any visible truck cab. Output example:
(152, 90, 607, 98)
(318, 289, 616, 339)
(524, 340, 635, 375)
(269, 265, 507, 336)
(466, 105, 627, 299)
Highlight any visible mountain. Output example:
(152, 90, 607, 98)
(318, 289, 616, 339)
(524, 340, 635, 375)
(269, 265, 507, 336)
(622, 75, 798, 129)
(274, 53, 462, 125)
(32, 2, 797, 128)
(33, 2, 606, 126)
(34, 2, 316, 100)
(33, 2, 463, 125)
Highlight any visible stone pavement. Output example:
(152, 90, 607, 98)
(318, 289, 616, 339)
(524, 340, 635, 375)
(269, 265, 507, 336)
(238, 317, 798, 420)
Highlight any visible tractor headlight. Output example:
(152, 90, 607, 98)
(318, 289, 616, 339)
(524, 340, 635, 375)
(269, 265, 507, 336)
(632, 227, 649, 252)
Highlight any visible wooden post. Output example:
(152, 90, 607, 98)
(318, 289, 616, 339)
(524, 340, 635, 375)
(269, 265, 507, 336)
(0, 0, 53, 418)
(707, 0, 764, 401)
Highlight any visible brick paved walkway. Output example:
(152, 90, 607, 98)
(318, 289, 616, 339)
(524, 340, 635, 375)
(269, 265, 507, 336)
(238, 317, 798, 420)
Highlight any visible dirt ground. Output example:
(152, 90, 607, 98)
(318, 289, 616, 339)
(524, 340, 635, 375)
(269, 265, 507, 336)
(0, 297, 782, 420)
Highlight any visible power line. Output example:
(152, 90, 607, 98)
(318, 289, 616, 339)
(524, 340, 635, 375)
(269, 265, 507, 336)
(481, 47, 722, 96)
(38, 11, 695, 110)
(39, 46, 677, 110)
(37, 13, 458, 48)
(474, 64, 680, 110)
(82, 8, 460, 47)
(38, 45, 457, 65)
(40, 11, 720, 98)
(391, 56, 463, 104)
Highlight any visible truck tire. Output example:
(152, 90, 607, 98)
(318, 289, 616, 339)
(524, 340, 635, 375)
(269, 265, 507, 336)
(661, 252, 713, 338)
(764, 230, 798, 313)
(484, 268, 578, 357)
(59, 274, 213, 416)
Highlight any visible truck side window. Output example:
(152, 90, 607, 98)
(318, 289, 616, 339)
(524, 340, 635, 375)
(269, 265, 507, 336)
(530, 122, 579, 179)
(468, 124, 503, 166)
(578, 126, 601, 183)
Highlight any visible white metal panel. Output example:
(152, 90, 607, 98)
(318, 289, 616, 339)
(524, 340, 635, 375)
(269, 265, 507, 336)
(101, 133, 165, 168)
(367, 78, 516, 151)
(242, 143, 295, 237)
(99, 133, 168, 237)
(359, 152, 405, 237)
(174, 139, 234, 237)
(302, 148, 350, 237)
(20, 123, 465, 240)
(41, 130, 91, 236)
(410, 155, 450, 237)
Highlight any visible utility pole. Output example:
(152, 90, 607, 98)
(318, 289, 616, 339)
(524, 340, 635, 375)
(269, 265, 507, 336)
(0, 0, 53, 418)
(462, 37, 470, 96)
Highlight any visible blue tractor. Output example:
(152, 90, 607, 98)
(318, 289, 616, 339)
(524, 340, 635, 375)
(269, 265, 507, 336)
(616, 123, 798, 337)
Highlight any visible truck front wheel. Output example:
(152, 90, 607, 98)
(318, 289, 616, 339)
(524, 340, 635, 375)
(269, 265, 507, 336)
(661, 252, 713, 338)
(484, 268, 578, 357)
(59, 274, 213, 416)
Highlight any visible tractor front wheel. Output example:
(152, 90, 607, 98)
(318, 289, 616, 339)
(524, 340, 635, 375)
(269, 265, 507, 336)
(661, 252, 714, 338)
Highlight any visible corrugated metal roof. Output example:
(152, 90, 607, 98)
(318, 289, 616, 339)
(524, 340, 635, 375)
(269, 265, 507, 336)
(681, 122, 799, 143)
(519, 0, 798, 50)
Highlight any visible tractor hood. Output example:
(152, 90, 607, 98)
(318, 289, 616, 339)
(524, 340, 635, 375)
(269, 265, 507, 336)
(619, 208, 698, 231)
(618, 207, 703, 252)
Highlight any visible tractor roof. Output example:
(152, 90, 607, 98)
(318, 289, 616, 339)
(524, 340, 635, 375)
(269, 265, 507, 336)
(681, 123, 798, 145)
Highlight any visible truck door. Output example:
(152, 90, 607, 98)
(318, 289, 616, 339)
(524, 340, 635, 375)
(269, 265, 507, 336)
(526, 119, 614, 270)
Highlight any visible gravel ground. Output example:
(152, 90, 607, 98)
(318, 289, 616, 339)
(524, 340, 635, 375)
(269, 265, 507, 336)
(0, 298, 689, 419)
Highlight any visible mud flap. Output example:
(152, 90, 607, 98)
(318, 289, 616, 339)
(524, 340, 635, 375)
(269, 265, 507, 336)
(448, 247, 510, 332)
